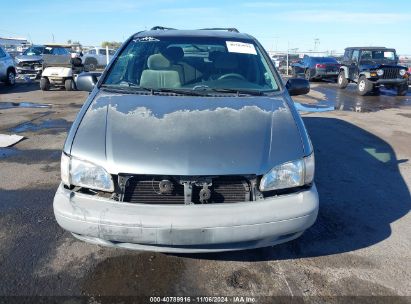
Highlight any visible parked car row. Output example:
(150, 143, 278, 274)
(14, 45, 71, 79)
(286, 47, 409, 96)
(0, 44, 116, 90)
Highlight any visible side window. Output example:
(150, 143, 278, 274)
(352, 50, 359, 62)
(60, 48, 69, 55)
(0, 47, 6, 57)
(99, 49, 107, 56)
(52, 48, 63, 55)
(89, 49, 96, 55)
(109, 50, 115, 55)
(361, 50, 372, 60)
(343, 50, 350, 61)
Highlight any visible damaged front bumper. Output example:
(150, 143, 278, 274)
(53, 183, 319, 253)
(16, 67, 42, 80)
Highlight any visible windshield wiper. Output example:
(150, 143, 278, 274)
(140, 87, 210, 96)
(192, 85, 267, 96)
(209, 88, 266, 96)
(101, 84, 208, 96)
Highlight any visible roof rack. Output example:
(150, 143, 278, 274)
(150, 26, 176, 31)
(198, 28, 240, 33)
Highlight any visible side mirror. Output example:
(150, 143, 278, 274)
(76, 72, 101, 92)
(286, 78, 310, 96)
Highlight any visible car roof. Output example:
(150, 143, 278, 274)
(345, 47, 396, 51)
(29, 45, 66, 48)
(133, 28, 254, 41)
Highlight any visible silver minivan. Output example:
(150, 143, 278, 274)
(53, 27, 319, 253)
(0, 46, 16, 86)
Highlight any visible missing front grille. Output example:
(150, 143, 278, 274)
(121, 175, 252, 205)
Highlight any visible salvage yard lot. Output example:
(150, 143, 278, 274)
(0, 81, 410, 299)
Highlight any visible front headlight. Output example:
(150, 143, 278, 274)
(259, 154, 315, 192)
(376, 69, 384, 76)
(399, 69, 406, 76)
(60, 153, 114, 192)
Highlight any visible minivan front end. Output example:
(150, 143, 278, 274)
(53, 28, 319, 252)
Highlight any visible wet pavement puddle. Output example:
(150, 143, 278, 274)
(294, 83, 411, 113)
(0, 148, 21, 159)
(9, 119, 71, 133)
(0, 102, 52, 110)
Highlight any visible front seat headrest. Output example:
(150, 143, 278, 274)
(147, 54, 171, 70)
(162, 47, 184, 62)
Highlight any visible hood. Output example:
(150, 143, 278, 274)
(15, 55, 43, 63)
(71, 91, 305, 176)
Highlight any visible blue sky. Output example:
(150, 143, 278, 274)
(1, 0, 411, 54)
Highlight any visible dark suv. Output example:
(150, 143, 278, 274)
(338, 47, 409, 96)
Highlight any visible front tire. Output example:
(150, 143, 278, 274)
(5, 69, 16, 86)
(397, 83, 408, 96)
(40, 77, 50, 91)
(64, 78, 75, 91)
(338, 71, 348, 89)
(357, 76, 372, 96)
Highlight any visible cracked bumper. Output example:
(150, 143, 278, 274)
(53, 183, 319, 253)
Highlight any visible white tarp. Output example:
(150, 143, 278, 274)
(0, 134, 24, 148)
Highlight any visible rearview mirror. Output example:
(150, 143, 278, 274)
(286, 78, 310, 96)
(76, 72, 101, 92)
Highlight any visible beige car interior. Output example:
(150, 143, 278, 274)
(140, 46, 203, 88)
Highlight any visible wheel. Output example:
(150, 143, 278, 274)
(397, 83, 408, 96)
(40, 77, 50, 91)
(337, 71, 348, 89)
(5, 69, 16, 86)
(64, 78, 75, 91)
(304, 69, 311, 81)
(84, 58, 97, 71)
(357, 76, 372, 96)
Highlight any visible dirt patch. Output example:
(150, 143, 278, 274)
(226, 268, 261, 290)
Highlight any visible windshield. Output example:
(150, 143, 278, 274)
(360, 50, 396, 63)
(23, 46, 45, 56)
(104, 36, 279, 93)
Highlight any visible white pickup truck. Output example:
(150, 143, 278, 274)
(82, 47, 115, 71)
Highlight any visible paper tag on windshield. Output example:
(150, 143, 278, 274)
(226, 41, 257, 55)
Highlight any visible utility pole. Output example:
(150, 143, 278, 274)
(286, 41, 289, 76)
(272, 36, 279, 53)
(314, 38, 320, 52)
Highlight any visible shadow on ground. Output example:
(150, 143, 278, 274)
(182, 117, 411, 261)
